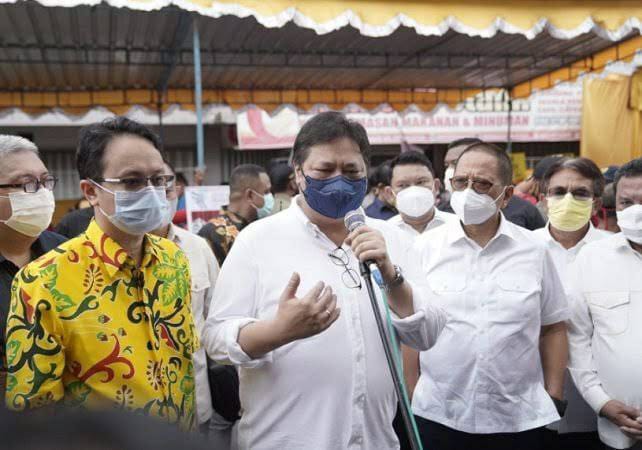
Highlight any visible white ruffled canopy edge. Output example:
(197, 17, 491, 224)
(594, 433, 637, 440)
(1, 0, 640, 41)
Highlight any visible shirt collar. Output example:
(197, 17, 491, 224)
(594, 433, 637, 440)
(167, 224, 179, 244)
(543, 222, 604, 246)
(84, 220, 161, 277)
(613, 232, 642, 256)
(446, 212, 514, 246)
(289, 195, 324, 238)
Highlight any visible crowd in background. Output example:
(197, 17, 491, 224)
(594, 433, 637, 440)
(0, 112, 641, 450)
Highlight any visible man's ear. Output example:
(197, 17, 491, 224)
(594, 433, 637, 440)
(500, 185, 514, 209)
(433, 178, 442, 193)
(294, 166, 306, 192)
(79, 180, 98, 207)
(381, 185, 396, 205)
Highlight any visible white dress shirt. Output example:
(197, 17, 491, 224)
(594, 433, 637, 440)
(388, 208, 457, 238)
(168, 225, 219, 425)
(533, 223, 611, 434)
(203, 198, 447, 450)
(409, 214, 568, 434)
(567, 233, 642, 449)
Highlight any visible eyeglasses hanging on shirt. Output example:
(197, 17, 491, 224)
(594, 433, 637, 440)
(328, 247, 362, 290)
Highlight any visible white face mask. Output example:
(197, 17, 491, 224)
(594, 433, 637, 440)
(450, 187, 505, 225)
(0, 189, 55, 237)
(617, 204, 642, 244)
(395, 186, 435, 219)
(444, 166, 455, 193)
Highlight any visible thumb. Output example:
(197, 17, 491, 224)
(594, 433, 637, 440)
(280, 272, 300, 302)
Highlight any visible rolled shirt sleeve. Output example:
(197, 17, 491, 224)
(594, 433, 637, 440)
(203, 236, 273, 369)
(390, 235, 447, 351)
(391, 280, 447, 351)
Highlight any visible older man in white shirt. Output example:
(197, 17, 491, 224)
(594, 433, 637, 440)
(410, 142, 569, 450)
(203, 111, 447, 450)
(567, 158, 642, 450)
(152, 162, 229, 445)
(533, 157, 610, 450)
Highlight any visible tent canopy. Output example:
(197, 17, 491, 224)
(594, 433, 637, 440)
(0, 0, 641, 114)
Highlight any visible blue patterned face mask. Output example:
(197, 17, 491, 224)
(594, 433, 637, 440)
(91, 181, 168, 235)
(302, 172, 367, 219)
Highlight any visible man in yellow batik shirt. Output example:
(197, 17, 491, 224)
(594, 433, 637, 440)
(4, 117, 198, 429)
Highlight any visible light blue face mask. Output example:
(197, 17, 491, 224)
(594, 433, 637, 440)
(91, 181, 169, 235)
(252, 191, 274, 219)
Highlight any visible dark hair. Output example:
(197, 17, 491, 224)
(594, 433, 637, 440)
(229, 164, 267, 194)
(447, 137, 482, 150)
(390, 151, 435, 178)
(614, 157, 642, 194)
(542, 157, 605, 197)
(269, 162, 294, 193)
(291, 111, 370, 167)
(175, 172, 188, 186)
(533, 155, 564, 180)
(76, 116, 163, 180)
(374, 160, 394, 186)
(456, 142, 513, 186)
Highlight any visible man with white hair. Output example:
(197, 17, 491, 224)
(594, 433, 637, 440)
(0, 135, 65, 404)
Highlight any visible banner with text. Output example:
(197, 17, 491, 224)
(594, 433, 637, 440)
(236, 82, 582, 149)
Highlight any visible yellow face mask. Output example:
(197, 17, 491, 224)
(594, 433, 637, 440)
(547, 193, 593, 232)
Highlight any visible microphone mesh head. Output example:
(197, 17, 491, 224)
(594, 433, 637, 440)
(344, 208, 366, 232)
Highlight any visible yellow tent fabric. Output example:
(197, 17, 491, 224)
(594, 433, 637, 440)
(20, 0, 642, 39)
(581, 75, 642, 166)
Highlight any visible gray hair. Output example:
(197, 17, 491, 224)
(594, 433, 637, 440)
(0, 135, 39, 161)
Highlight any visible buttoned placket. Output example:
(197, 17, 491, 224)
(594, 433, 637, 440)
(306, 222, 368, 448)
(128, 257, 173, 408)
(465, 237, 496, 431)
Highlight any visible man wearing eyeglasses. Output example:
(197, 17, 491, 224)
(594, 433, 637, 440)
(533, 157, 610, 450)
(5, 118, 199, 430)
(203, 111, 447, 450)
(0, 135, 66, 406)
(410, 142, 569, 450)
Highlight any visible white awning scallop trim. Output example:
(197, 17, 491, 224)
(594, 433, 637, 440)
(1, 0, 640, 41)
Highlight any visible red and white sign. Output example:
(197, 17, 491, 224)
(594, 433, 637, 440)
(236, 82, 582, 149)
(185, 185, 230, 234)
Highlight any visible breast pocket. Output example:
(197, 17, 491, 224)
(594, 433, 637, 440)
(587, 292, 630, 335)
(494, 275, 540, 323)
(427, 276, 468, 315)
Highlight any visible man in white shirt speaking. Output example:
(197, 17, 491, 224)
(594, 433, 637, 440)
(533, 157, 610, 450)
(203, 111, 447, 450)
(409, 142, 569, 450)
(567, 157, 642, 450)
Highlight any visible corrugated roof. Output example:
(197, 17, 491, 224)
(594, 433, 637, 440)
(0, 1, 630, 92)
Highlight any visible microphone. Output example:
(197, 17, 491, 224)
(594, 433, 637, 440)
(344, 208, 367, 233)
(344, 209, 380, 280)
